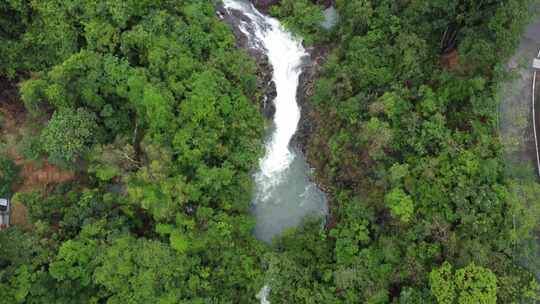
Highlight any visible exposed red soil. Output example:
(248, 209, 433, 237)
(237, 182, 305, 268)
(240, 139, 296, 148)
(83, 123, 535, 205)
(1, 80, 75, 229)
(441, 49, 459, 71)
(14, 160, 75, 193)
(9, 203, 31, 230)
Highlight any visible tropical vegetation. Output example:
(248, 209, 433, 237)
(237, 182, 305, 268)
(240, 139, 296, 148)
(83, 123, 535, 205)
(1, 0, 540, 303)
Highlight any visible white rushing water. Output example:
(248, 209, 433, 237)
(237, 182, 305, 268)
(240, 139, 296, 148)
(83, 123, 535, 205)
(223, 0, 305, 194)
(222, 1, 328, 302)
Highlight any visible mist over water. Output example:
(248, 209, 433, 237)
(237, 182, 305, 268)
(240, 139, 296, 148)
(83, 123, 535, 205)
(222, 0, 328, 302)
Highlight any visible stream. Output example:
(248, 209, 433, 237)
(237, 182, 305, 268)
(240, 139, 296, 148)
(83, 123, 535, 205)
(221, 0, 328, 244)
(221, 1, 328, 301)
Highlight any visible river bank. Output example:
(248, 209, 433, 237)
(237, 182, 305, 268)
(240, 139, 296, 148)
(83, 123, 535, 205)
(217, 3, 277, 119)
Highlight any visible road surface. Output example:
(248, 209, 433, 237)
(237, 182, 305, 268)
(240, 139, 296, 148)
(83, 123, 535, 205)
(498, 9, 540, 281)
(499, 13, 540, 176)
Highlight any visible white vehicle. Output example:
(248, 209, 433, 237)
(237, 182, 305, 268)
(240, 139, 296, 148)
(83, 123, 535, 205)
(0, 198, 9, 229)
(0, 198, 9, 213)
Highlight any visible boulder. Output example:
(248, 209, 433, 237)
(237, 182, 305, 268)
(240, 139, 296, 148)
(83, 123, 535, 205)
(251, 0, 280, 13)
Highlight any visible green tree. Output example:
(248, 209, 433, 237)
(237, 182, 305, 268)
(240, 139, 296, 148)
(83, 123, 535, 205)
(455, 264, 497, 304)
(0, 0, 32, 78)
(385, 188, 414, 223)
(92, 234, 211, 303)
(0, 154, 19, 196)
(430, 262, 456, 304)
(270, 0, 325, 43)
(41, 107, 98, 167)
(430, 262, 497, 304)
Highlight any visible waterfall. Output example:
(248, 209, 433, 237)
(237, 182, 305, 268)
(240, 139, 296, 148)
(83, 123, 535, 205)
(221, 1, 328, 302)
(222, 0, 305, 191)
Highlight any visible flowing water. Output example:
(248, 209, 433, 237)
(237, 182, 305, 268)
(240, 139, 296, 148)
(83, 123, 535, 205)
(221, 2, 328, 301)
(222, 0, 328, 244)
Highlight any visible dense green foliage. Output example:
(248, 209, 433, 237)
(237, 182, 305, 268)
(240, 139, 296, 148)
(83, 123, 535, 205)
(430, 262, 498, 304)
(41, 108, 98, 167)
(264, 0, 540, 303)
(0, 0, 266, 303)
(0, 154, 18, 197)
(1, 0, 540, 303)
(269, 0, 325, 44)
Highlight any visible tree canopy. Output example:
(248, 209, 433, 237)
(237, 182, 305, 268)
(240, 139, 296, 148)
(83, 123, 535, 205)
(0, 0, 539, 303)
(265, 0, 540, 303)
(0, 0, 266, 303)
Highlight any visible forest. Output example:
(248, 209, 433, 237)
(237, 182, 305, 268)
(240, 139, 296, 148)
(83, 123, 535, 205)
(1, 0, 540, 303)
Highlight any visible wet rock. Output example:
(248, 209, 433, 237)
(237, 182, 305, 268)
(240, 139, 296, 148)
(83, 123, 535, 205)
(217, 3, 277, 119)
(251, 0, 280, 13)
(252, 51, 277, 119)
(185, 204, 196, 216)
(320, 0, 336, 8)
(261, 81, 277, 119)
(292, 44, 331, 153)
(293, 43, 335, 231)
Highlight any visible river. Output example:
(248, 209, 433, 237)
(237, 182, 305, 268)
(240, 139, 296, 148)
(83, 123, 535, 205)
(221, 0, 328, 245)
(221, 1, 328, 301)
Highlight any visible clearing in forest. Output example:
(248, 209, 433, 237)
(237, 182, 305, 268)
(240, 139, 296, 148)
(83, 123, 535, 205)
(0, 80, 75, 229)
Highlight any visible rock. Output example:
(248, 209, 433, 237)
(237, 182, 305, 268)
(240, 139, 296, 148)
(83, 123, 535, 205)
(292, 43, 334, 230)
(217, 2, 277, 119)
(320, 0, 336, 9)
(291, 44, 331, 153)
(251, 0, 280, 13)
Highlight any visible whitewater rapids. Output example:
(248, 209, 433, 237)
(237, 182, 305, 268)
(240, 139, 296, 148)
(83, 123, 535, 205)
(221, 1, 328, 302)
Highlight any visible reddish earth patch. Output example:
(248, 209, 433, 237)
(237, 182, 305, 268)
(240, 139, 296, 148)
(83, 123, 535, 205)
(441, 49, 459, 71)
(14, 160, 75, 193)
(10, 203, 31, 231)
(1, 79, 75, 229)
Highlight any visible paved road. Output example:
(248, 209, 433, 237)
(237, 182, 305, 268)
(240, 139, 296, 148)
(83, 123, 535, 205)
(499, 13, 540, 174)
(498, 10, 540, 281)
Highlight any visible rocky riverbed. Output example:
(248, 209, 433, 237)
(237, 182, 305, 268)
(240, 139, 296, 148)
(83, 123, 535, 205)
(218, 0, 329, 243)
(217, 3, 277, 119)
(217, 1, 330, 149)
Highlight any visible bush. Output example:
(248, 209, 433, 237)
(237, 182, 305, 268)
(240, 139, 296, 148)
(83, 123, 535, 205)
(269, 0, 325, 44)
(0, 154, 19, 197)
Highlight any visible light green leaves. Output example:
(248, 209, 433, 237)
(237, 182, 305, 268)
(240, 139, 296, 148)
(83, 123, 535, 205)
(385, 187, 414, 224)
(430, 262, 497, 304)
(430, 262, 456, 304)
(41, 107, 98, 167)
